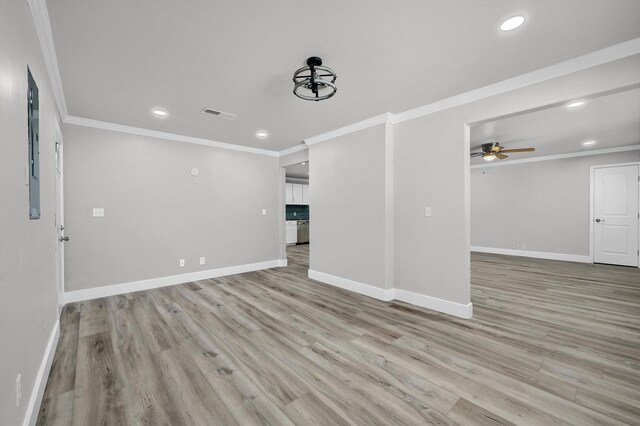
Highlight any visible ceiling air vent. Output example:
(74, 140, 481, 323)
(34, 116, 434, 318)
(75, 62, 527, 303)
(201, 107, 237, 120)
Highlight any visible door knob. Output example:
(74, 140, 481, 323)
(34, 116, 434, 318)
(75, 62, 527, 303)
(595, 219, 604, 223)
(59, 236, 69, 242)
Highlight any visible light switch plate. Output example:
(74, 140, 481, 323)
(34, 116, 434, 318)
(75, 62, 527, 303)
(92, 208, 105, 217)
(262, 209, 267, 216)
(424, 206, 432, 217)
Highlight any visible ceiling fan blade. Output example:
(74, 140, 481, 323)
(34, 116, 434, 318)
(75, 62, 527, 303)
(470, 152, 485, 157)
(496, 153, 508, 159)
(500, 148, 535, 153)
(490, 146, 501, 152)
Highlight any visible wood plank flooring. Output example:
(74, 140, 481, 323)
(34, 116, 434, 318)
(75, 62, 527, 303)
(37, 245, 640, 425)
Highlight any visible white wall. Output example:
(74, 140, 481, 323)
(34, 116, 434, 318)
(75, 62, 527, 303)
(471, 150, 640, 256)
(0, 1, 62, 424)
(63, 124, 281, 293)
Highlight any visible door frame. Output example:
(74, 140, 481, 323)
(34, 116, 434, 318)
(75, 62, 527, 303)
(54, 120, 65, 310)
(279, 166, 287, 264)
(589, 161, 640, 267)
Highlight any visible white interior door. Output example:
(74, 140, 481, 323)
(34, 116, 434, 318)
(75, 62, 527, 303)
(54, 141, 65, 311)
(593, 164, 639, 267)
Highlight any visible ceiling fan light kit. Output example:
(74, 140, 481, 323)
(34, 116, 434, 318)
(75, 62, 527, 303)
(470, 141, 535, 161)
(293, 57, 337, 101)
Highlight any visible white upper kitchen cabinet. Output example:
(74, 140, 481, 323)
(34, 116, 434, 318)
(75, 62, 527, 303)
(302, 184, 310, 205)
(286, 183, 309, 205)
(286, 183, 294, 204)
(292, 184, 303, 204)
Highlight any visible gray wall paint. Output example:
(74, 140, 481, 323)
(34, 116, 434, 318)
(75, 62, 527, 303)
(471, 151, 640, 255)
(309, 125, 388, 288)
(63, 125, 281, 291)
(308, 56, 640, 308)
(394, 112, 471, 303)
(392, 55, 640, 305)
(0, 2, 61, 424)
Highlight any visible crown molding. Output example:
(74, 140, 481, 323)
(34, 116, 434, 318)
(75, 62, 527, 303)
(64, 116, 280, 157)
(304, 113, 397, 146)
(393, 38, 640, 124)
(278, 143, 309, 157)
(27, 2, 640, 159)
(301, 39, 639, 147)
(27, 0, 68, 119)
(470, 145, 640, 169)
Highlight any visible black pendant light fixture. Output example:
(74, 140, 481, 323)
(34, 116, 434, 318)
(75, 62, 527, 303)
(292, 57, 337, 101)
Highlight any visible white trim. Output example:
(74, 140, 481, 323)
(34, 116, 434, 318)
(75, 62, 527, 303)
(463, 124, 472, 296)
(63, 260, 284, 303)
(27, 0, 67, 119)
(278, 144, 308, 157)
(471, 145, 640, 169)
(64, 116, 280, 157)
(393, 38, 640, 124)
(471, 246, 592, 263)
(308, 270, 394, 301)
(304, 113, 396, 145)
(308, 270, 473, 319)
(53, 121, 65, 313)
(23, 319, 60, 426)
(300, 39, 640, 148)
(590, 162, 640, 268)
(394, 289, 473, 319)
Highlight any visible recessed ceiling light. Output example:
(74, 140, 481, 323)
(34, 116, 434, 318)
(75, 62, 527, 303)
(255, 130, 269, 140)
(582, 140, 597, 146)
(500, 16, 525, 31)
(152, 108, 168, 117)
(301, 162, 306, 165)
(567, 100, 585, 109)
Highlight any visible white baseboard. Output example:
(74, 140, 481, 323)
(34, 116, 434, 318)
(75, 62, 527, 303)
(278, 259, 288, 267)
(24, 319, 60, 426)
(394, 289, 473, 319)
(471, 246, 592, 263)
(308, 270, 394, 301)
(308, 270, 472, 319)
(63, 259, 284, 303)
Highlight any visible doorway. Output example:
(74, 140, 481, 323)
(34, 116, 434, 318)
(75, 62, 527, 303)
(592, 163, 640, 267)
(283, 161, 310, 273)
(54, 132, 65, 312)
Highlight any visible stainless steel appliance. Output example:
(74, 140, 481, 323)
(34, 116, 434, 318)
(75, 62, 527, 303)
(297, 220, 309, 244)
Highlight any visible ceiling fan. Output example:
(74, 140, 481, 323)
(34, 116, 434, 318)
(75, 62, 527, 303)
(470, 142, 535, 161)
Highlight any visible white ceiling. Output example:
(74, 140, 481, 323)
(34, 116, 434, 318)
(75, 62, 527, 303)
(285, 162, 309, 179)
(470, 86, 640, 164)
(46, 0, 640, 152)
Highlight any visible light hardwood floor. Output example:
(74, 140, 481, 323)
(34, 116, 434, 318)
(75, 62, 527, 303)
(38, 244, 640, 425)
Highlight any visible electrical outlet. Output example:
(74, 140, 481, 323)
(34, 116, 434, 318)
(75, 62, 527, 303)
(424, 206, 432, 217)
(521, 244, 526, 250)
(199, 257, 205, 265)
(16, 374, 21, 407)
(510, 243, 515, 249)
(179, 259, 185, 267)
(92, 208, 105, 217)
